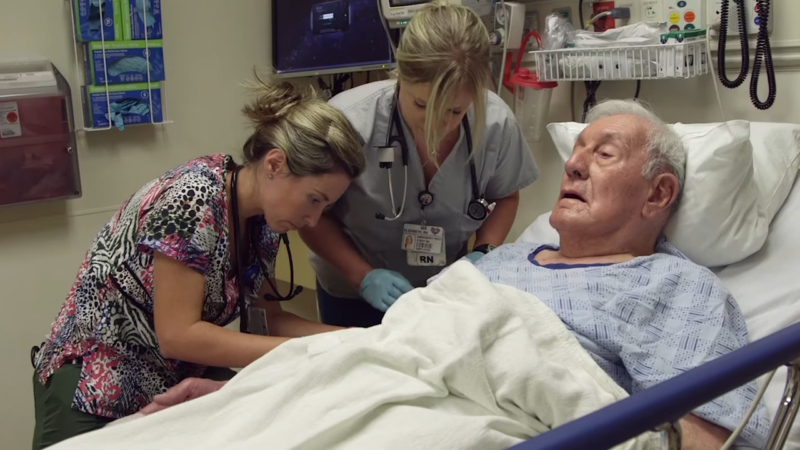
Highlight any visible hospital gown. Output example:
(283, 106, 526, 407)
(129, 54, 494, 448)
(471, 239, 771, 448)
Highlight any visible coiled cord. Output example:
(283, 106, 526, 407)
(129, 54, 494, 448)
(750, 0, 776, 110)
(717, 0, 750, 89)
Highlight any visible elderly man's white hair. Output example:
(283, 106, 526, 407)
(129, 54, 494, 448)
(585, 99, 686, 206)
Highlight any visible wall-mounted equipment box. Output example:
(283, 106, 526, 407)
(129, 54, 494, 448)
(0, 55, 82, 208)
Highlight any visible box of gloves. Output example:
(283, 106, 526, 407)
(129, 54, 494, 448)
(83, 82, 164, 130)
(119, 0, 163, 40)
(72, 0, 124, 42)
(83, 40, 166, 85)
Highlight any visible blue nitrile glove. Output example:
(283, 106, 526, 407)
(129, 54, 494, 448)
(359, 269, 414, 312)
(464, 251, 484, 264)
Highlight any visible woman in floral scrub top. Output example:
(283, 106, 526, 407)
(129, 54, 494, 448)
(31, 77, 366, 449)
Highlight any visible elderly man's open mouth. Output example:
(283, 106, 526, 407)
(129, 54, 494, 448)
(560, 190, 586, 202)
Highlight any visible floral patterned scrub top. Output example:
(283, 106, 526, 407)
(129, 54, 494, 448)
(34, 154, 281, 419)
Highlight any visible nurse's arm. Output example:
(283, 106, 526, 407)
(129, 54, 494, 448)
(298, 213, 373, 289)
(473, 191, 520, 247)
(255, 279, 343, 337)
(153, 251, 290, 368)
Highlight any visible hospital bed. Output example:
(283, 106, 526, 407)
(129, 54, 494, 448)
(511, 119, 800, 449)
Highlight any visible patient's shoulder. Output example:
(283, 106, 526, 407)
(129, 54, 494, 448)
(645, 239, 734, 303)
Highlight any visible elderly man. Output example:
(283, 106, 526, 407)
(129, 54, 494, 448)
(472, 99, 770, 449)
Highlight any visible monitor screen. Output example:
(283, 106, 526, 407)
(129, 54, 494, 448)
(388, 0, 430, 7)
(272, 0, 395, 77)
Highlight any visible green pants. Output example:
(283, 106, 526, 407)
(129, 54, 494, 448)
(32, 363, 237, 450)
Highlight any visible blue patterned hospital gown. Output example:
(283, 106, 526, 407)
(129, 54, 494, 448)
(472, 239, 770, 448)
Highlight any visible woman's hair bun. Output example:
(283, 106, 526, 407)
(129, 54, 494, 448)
(242, 71, 317, 127)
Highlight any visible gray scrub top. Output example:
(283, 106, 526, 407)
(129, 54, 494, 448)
(310, 80, 539, 297)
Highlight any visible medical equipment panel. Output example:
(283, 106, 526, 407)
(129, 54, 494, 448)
(663, 0, 704, 31)
(273, 0, 395, 78)
(707, 0, 771, 35)
(380, 0, 492, 29)
(83, 40, 166, 85)
(0, 56, 82, 208)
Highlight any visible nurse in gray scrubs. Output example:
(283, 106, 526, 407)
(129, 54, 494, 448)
(298, 3, 540, 327)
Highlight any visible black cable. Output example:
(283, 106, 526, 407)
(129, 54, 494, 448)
(579, 0, 585, 30)
(717, 0, 750, 89)
(750, 0, 776, 110)
(581, 80, 602, 122)
(366, 71, 371, 83)
(634, 80, 641, 100)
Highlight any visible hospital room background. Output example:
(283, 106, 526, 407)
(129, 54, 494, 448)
(0, 0, 798, 448)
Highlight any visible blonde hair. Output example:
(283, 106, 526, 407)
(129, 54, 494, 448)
(395, 2, 491, 163)
(242, 73, 365, 178)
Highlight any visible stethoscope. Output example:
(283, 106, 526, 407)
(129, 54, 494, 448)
(374, 88, 495, 222)
(230, 164, 302, 334)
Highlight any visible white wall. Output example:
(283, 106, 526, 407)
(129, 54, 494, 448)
(1, 0, 799, 449)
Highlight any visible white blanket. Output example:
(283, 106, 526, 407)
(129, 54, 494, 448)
(52, 261, 662, 450)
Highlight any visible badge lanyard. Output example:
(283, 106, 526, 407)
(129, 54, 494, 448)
(230, 164, 303, 334)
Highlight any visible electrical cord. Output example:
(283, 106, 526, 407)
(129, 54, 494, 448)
(634, 80, 641, 100)
(719, 369, 776, 450)
(750, 0, 776, 110)
(579, 0, 585, 31)
(717, 0, 750, 89)
(377, 0, 397, 54)
(707, 24, 728, 121)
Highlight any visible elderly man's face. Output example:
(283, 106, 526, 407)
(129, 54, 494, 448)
(550, 115, 653, 235)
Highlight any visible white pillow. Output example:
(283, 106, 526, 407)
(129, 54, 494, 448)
(546, 121, 800, 267)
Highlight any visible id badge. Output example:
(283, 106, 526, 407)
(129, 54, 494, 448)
(247, 305, 269, 336)
(401, 224, 444, 254)
(407, 235, 447, 267)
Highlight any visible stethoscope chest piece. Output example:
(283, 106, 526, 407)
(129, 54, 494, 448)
(467, 200, 488, 221)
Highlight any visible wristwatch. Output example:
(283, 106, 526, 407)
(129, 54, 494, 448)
(472, 244, 497, 255)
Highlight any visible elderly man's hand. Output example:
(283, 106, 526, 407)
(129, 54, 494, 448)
(140, 378, 226, 415)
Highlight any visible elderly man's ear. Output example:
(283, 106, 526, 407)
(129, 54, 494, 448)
(643, 173, 680, 219)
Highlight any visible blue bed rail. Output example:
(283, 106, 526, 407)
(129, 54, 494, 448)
(509, 321, 800, 450)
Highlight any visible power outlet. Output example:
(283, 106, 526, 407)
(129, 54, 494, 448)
(707, 0, 773, 35)
(642, 0, 664, 21)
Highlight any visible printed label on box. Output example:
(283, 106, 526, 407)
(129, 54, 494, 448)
(0, 102, 22, 138)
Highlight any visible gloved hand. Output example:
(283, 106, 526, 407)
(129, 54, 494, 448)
(463, 251, 485, 264)
(360, 269, 414, 312)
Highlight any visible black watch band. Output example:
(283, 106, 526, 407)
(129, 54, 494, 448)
(472, 244, 496, 254)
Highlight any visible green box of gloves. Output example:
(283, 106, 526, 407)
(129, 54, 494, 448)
(83, 40, 165, 85)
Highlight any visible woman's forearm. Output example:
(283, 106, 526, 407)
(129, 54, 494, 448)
(474, 192, 520, 248)
(160, 321, 289, 369)
(298, 213, 372, 289)
(268, 311, 343, 337)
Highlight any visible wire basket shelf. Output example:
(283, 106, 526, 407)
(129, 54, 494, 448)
(533, 40, 709, 82)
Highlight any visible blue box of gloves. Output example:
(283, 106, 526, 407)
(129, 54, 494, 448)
(119, 0, 163, 40)
(72, 0, 123, 42)
(83, 40, 165, 85)
(83, 82, 164, 130)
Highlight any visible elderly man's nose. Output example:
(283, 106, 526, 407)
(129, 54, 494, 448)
(565, 156, 587, 179)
